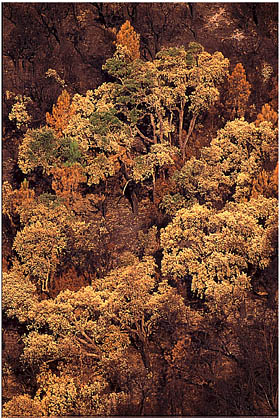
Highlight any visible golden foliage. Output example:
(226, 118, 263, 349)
(3, 264, 38, 323)
(3, 180, 35, 223)
(161, 197, 278, 304)
(2, 394, 44, 418)
(3, 34, 279, 418)
(51, 164, 87, 202)
(251, 163, 278, 198)
(225, 63, 251, 119)
(178, 118, 278, 206)
(109, 145, 134, 173)
(13, 220, 67, 292)
(255, 103, 278, 127)
(13, 179, 35, 211)
(251, 169, 270, 199)
(270, 161, 278, 196)
(8, 94, 32, 130)
(116, 20, 140, 60)
(46, 90, 76, 137)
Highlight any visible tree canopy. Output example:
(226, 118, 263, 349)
(3, 15, 278, 417)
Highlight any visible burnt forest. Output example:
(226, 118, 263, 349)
(2, 3, 278, 417)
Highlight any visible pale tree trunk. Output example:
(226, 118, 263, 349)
(157, 110, 164, 143)
(178, 107, 185, 152)
(122, 161, 138, 214)
(150, 113, 157, 143)
(177, 98, 186, 154)
(152, 171, 156, 203)
(168, 112, 173, 146)
(182, 114, 197, 162)
(136, 316, 152, 372)
(42, 261, 51, 292)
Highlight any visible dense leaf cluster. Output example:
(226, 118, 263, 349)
(2, 17, 278, 418)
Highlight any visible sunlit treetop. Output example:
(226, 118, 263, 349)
(255, 103, 278, 127)
(116, 20, 140, 61)
(46, 90, 76, 137)
(18, 41, 229, 192)
(161, 196, 278, 309)
(164, 118, 278, 210)
(225, 62, 251, 119)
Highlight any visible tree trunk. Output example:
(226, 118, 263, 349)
(150, 113, 157, 143)
(182, 114, 197, 162)
(152, 172, 156, 203)
(177, 98, 187, 154)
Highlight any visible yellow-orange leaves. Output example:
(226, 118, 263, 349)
(255, 103, 278, 127)
(251, 169, 270, 199)
(46, 90, 76, 137)
(3, 180, 35, 223)
(270, 161, 278, 196)
(51, 164, 87, 202)
(116, 20, 140, 60)
(251, 163, 278, 199)
(226, 63, 251, 119)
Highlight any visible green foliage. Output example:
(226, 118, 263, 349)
(59, 137, 82, 166)
(103, 43, 229, 160)
(103, 45, 136, 81)
(17, 43, 228, 195)
(185, 42, 204, 67)
(18, 127, 82, 174)
(18, 127, 57, 174)
(160, 156, 203, 213)
(63, 83, 135, 186)
(89, 109, 122, 137)
(38, 193, 65, 208)
(159, 193, 190, 216)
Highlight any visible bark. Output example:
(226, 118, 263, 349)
(150, 113, 157, 143)
(136, 126, 155, 144)
(177, 99, 186, 153)
(157, 110, 164, 143)
(75, 331, 103, 359)
(122, 163, 139, 214)
(182, 114, 197, 162)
